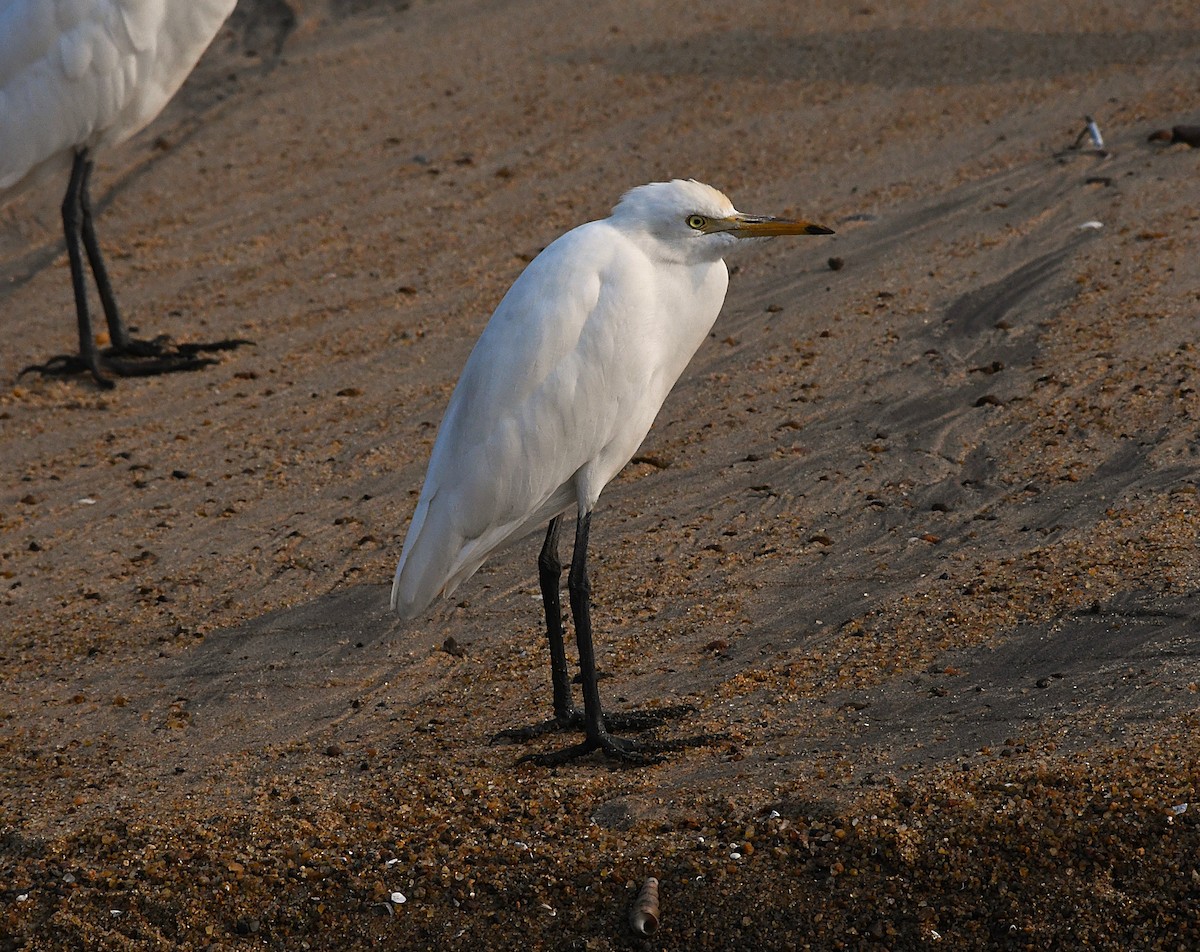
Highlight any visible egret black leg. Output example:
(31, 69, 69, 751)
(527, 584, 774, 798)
(77, 152, 129, 353)
(539, 515, 573, 719)
(492, 516, 583, 743)
(522, 511, 723, 767)
(19, 148, 253, 387)
(491, 512, 696, 748)
(526, 512, 660, 764)
(568, 510, 604, 738)
(63, 150, 111, 388)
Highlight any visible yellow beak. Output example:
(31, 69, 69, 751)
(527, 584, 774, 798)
(722, 215, 835, 238)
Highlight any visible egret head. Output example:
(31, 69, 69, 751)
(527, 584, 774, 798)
(611, 179, 833, 263)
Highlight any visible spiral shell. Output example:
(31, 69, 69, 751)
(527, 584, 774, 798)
(629, 877, 659, 935)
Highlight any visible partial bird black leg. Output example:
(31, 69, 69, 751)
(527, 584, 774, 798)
(568, 510, 618, 745)
(77, 150, 131, 354)
(64, 149, 111, 388)
(19, 148, 252, 387)
(492, 513, 695, 747)
(521, 511, 724, 767)
(19, 150, 124, 387)
(492, 517, 578, 742)
(74, 150, 252, 376)
(539, 514, 574, 719)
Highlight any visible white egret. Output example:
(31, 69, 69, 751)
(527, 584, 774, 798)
(1, 0, 245, 388)
(392, 179, 833, 764)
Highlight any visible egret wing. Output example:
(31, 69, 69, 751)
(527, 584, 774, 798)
(392, 221, 652, 615)
(0, 0, 234, 196)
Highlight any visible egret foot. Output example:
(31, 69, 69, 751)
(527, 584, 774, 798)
(21, 336, 252, 387)
(519, 728, 726, 767)
(491, 703, 694, 745)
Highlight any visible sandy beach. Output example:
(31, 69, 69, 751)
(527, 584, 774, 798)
(2, 1, 1199, 948)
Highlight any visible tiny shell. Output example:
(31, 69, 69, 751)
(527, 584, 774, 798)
(629, 877, 660, 936)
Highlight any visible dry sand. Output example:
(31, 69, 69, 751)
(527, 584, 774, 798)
(2, 1, 1200, 948)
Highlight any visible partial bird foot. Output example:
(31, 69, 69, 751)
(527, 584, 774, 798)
(490, 703, 694, 744)
(518, 728, 726, 767)
(19, 336, 253, 387)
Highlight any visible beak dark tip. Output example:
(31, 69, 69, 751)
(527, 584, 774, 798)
(807, 224, 835, 235)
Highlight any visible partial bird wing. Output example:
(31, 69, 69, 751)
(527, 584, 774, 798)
(0, 0, 234, 197)
(2, 1, 149, 192)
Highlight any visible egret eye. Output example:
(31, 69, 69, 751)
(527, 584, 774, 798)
(686, 214, 708, 230)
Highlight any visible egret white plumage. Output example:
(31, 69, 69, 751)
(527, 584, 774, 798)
(1, 0, 245, 388)
(392, 179, 833, 764)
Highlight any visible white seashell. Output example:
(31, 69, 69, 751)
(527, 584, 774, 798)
(629, 877, 660, 936)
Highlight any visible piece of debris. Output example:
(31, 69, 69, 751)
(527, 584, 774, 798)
(1070, 115, 1104, 150)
